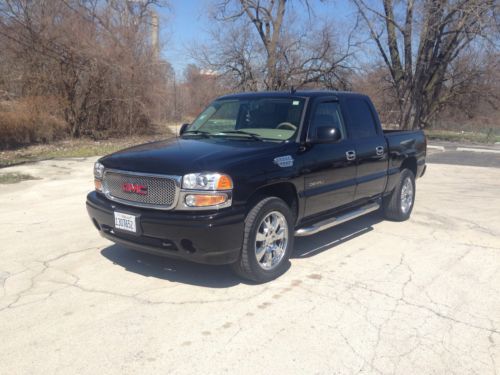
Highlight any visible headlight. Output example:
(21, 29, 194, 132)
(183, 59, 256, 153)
(94, 162, 105, 179)
(94, 162, 104, 192)
(182, 172, 233, 190)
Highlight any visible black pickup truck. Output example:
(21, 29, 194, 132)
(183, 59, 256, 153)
(87, 91, 426, 282)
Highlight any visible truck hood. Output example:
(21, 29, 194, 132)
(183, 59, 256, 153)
(99, 137, 292, 175)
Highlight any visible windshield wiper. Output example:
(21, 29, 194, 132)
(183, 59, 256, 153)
(181, 130, 212, 138)
(215, 130, 264, 141)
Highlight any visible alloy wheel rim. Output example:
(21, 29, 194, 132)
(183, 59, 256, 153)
(400, 177, 414, 214)
(255, 211, 288, 270)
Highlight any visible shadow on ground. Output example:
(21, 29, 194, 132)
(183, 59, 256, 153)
(101, 245, 242, 288)
(101, 211, 383, 286)
(293, 211, 383, 258)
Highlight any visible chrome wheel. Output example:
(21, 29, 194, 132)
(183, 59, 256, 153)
(255, 211, 289, 270)
(400, 177, 414, 214)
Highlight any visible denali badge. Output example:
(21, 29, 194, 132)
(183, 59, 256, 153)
(122, 183, 148, 195)
(274, 155, 294, 168)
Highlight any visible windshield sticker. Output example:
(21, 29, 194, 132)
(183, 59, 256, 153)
(292, 100, 300, 106)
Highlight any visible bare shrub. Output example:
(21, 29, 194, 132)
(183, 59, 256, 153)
(0, 0, 171, 149)
(0, 98, 67, 149)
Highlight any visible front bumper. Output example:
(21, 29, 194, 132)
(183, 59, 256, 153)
(86, 191, 245, 265)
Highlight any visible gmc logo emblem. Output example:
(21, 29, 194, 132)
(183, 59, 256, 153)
(122, 183, 148, 195)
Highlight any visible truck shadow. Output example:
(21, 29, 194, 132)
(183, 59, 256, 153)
(293, 211, 383, 258)
(100, 211, 383, 287)
(101, 245, 243, 288)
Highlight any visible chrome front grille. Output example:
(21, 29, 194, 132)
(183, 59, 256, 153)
(102, 170, 180, 210)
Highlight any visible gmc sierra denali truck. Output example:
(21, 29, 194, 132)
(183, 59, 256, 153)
(87, 91, 426, 282)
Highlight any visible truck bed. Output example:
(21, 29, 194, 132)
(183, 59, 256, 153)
(384, 129, 426, 150)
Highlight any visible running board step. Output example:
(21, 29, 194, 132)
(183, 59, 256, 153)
(294, 201, 380, 237)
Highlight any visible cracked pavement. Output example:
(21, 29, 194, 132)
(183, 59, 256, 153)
(0, 158, 499, 374)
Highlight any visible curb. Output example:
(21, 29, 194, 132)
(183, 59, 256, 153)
(427, 145, 445, 151)
(456, 147, 500, 154)
(428, 144, 500, 155)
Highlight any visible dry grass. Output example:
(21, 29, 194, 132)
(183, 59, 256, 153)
(0, 172, 39, 184)
(0, 132, 175, 168)
(0, 97, 68, 149)
(425, 129, 500, 144)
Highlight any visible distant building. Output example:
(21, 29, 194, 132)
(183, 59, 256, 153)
(199, 69, 218, 77)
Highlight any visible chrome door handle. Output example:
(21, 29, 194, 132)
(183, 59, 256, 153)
(375, 146, 385, 155)
(346, 150, 356, 161)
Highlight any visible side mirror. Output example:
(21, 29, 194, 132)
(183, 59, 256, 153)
(311, 126, 341, 143)
(179, 123, 190, 135)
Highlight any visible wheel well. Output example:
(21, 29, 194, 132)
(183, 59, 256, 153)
(247, 183, 299, 221)
(401, 157, 417, 176)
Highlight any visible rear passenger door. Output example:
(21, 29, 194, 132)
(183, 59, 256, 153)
(342, 97, 388, 201)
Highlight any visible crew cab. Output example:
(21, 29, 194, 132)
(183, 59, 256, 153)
(87, 91, 426, 282)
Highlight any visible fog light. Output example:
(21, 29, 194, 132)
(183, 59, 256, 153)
(185, 194, 227, 207)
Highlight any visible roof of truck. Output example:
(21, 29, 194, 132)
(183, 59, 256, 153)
(218, 90, 368, 100)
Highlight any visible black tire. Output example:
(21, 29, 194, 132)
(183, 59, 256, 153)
(231, 197, 295, 283)
(383, 169, 416, 221)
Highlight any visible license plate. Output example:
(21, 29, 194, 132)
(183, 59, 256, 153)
(114, 212, 137, 233)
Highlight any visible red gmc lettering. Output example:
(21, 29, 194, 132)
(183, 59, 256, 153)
(122, 183, 148, 195)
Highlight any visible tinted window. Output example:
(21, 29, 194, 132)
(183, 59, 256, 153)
(189, 98, 306, 141)
(310, 101, 345, 139)
(344, 98, 378, 138)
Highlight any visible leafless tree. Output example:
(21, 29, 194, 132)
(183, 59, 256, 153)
(353, 0, 499, 129)
(0, 0, 171, 145)
(181, 64, 230, 116)
(433, 49, 500, 130)
(193, 0, 357, 91)
(194, 22, 261, 91)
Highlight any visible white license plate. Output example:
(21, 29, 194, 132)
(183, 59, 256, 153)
(114, 212, 137, 233)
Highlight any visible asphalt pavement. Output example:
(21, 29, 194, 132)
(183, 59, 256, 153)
(427, 141, 500, 168)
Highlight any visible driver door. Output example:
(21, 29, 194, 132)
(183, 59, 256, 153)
(301, 99, 357, 217)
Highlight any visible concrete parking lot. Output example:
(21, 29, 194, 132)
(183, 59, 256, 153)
(1, 158, 499, 374)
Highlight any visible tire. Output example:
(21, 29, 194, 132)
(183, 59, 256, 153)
(383, 169, 416, 221)
(231, 197, 295, 283)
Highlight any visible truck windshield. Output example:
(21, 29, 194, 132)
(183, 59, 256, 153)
(188, 97, 305, 141)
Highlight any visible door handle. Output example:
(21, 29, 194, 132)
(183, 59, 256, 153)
(346, 150, 356, 161)
(375, 146, 385, 156)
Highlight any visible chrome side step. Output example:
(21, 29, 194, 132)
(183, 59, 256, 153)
(294, 201, 380, 237)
